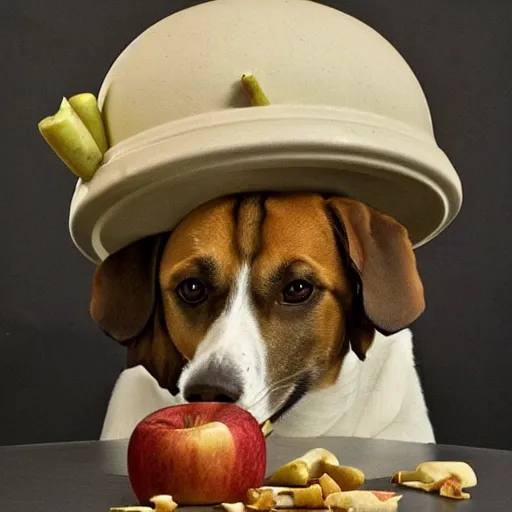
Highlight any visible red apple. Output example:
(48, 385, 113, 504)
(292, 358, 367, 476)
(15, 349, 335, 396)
(127, 403, 267, 505)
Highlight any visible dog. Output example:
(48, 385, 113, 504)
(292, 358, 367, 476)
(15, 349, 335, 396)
(92, 193, 435, 443)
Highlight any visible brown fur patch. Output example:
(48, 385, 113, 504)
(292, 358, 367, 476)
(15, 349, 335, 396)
(126, 302, 185, 394)
(236, 194, 265, 261)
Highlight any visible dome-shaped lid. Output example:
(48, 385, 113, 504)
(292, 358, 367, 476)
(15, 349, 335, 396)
(68, 0, 462, 263)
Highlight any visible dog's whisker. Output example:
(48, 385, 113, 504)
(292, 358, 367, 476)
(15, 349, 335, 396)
(259, 367, 305, 392)
(246, 382, 297, 413)
(248, 367, 305, 405)
(246, 371, 306, 412)
(249, 381, 290, 407)
(246, 384, 297, 423)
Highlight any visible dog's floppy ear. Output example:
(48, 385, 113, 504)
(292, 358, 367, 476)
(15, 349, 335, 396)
(327, 197, 425, 359)
(90, 234, 167, 343)
(90, 233, 185, 395)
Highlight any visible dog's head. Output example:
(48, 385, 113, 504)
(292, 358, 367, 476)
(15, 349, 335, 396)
(90, 194, 424, 424)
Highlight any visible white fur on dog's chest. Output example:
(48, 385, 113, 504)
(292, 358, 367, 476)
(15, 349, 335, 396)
(100, 329, 435, 443)
(272, 329, 435, 443)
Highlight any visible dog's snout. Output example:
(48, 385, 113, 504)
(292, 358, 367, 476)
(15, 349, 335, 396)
(185, 383, 241, 403)
(183, 368, 243, 403)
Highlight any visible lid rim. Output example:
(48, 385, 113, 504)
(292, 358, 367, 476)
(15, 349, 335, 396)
(70, 105, 462, 264)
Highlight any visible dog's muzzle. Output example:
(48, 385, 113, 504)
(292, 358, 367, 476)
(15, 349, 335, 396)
(182, 362, 244, 404)
(181, 366, 274, 437)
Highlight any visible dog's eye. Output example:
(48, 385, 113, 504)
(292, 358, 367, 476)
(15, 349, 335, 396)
(178, 278, 207, 305)
(281, 280, 314, 304)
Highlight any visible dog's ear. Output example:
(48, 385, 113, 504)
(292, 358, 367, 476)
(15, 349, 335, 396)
(327, 197, 425, 359)
(90, 233, 185, 394)
(90, 234, 167, 343)
(126, 299, 185, 395)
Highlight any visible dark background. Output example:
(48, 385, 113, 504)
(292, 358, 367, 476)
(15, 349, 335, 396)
(1, 0, 511, 449)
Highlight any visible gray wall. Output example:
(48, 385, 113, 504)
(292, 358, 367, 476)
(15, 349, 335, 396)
(1, 0, 511, 449)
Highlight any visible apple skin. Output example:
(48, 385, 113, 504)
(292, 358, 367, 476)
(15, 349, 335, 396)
(127, 403, 267, 505)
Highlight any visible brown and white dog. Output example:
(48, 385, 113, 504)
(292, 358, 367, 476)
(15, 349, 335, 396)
(92, 193, 435, 443)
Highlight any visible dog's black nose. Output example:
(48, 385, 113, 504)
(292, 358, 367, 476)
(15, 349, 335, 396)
(184, 379, 242, 403)
(185, 384, 241, 403)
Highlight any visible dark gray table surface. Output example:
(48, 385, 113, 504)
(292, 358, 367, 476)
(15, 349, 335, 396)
(0, 436, 510, 511)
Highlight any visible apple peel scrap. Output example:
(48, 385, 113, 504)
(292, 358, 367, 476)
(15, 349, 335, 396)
(313, 474, 341, 498)
(271, 510, 329, 512)
(241, 74, 270, 106)
(325, 490, 402, 511)
(111, 494, 178, 512)
(261, 420, 273, 438)
(266, 448, 364, 491)
(391, 461, 477, 500)
(220, 503, 246, 512)
(247, 484, 325, 509)
(38, 93, 108, 182)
